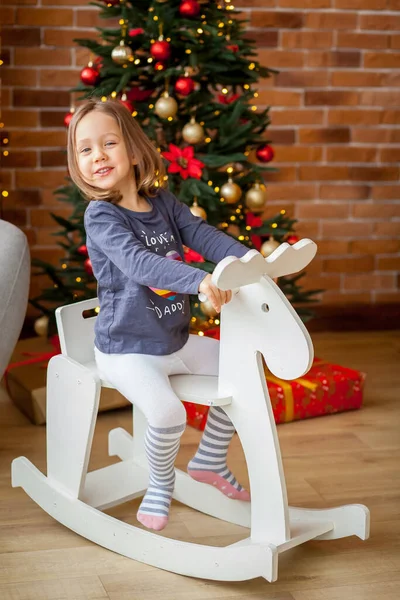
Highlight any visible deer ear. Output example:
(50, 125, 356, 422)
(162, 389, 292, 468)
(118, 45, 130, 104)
(212, 250, 266, 290)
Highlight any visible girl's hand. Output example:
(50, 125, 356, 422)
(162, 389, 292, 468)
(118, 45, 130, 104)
(199, 274, 232, 313)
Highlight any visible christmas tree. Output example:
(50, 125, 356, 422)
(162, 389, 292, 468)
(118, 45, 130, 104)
(30, 0, 320, 337)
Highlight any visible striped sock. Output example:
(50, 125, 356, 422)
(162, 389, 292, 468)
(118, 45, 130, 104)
(137, 422, 186, 531)
(187, 406, 250, 501)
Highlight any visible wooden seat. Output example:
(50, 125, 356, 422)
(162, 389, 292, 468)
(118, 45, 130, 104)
(83, 358, 232, 406)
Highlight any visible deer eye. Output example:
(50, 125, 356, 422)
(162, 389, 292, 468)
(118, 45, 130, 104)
(261, 303, 269, 313)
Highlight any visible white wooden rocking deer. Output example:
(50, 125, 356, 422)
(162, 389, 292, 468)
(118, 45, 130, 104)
(11, 239, 369, 582)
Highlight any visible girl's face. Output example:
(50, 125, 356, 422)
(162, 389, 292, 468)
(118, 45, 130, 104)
(75, 111, 135, 193)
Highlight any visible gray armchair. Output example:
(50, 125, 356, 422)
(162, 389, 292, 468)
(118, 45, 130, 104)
(0, 219, 30, 381)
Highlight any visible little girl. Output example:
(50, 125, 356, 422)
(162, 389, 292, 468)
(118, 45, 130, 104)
(67, 98, 252, 532)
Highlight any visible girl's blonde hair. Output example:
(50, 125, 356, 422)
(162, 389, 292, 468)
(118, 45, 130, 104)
(67, 97, 165, 204)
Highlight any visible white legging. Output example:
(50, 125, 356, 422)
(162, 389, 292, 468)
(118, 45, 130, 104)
(94, 334, 219, 428)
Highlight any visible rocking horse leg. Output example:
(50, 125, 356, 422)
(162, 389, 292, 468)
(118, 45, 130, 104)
(219, 352, 291, 546)
(45, 354, 101, 498)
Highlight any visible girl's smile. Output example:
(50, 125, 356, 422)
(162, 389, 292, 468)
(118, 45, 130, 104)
(94, 166, 114, 178)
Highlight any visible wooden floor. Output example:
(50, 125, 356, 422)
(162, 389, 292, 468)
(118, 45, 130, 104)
(1, 331, 399, 599)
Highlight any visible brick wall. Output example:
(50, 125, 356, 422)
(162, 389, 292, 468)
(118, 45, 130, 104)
(1, 0, 400, 318)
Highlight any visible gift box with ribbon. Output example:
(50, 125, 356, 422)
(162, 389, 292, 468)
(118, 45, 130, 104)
(184, 328, 366, 430)
(184, 358, 365, 430)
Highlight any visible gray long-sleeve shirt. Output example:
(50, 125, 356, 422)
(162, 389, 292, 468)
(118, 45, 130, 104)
(84, 188, 249, 355)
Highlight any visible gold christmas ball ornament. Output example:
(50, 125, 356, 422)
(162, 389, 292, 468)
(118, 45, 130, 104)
(245, 182, 266, 213)
(34, 315, 49, 337)
(154, 92, 178, 119)
(200, 298, 219, 317)
(220, 177, 242, 205)
(111, 40, 133, 65)
(260, 237, 280, 258)
(190, 198, 207, 220)
(182, 118, 204, 144)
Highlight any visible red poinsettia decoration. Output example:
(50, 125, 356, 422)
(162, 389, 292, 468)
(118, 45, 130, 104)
(129, 28, 145, 37)
(217, 92, 240, 105)
(246, 212, 264, 250)
(184, 246, 205, 263)
(246, 212, 263, 228)
(162, 144, 204, 180)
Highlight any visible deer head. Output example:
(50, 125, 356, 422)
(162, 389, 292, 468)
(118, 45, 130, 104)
(214, 239, 317, 380)
(212, 239, 317, 291)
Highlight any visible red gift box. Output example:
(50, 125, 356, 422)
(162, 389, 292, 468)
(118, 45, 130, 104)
(183, 355, 365, 430)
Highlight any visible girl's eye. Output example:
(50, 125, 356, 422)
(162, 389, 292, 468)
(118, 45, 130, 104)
(105, 141, 116, 147)
(80, 148, 90, 153)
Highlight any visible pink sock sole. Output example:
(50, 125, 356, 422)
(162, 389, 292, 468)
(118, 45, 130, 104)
(187, 469, 251, 501)
(137, 512, 169, 531)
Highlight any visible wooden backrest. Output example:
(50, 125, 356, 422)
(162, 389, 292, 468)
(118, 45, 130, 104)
(55, 298, 99, 365)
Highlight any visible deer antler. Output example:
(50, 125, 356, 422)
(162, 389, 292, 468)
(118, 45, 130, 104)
(265, 239, 317, 279)
(212, 240, 317, 290)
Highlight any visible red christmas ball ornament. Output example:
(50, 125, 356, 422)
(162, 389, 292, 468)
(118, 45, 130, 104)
(103, 0, 120, 5)
(77, 244, 88, 256)
(64, 111, 74, 127)
(287, 234, 299, 245)
(179, 0, 201, 17)
(80, 64, 100, 86)
(227, 44, 239, 53)
(154, 61, 166, 72)
(174, 76, 195, 96)
(256, 144, 275, 163)
(150, 40, 171, 61)
(84, 258, 93, 276)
